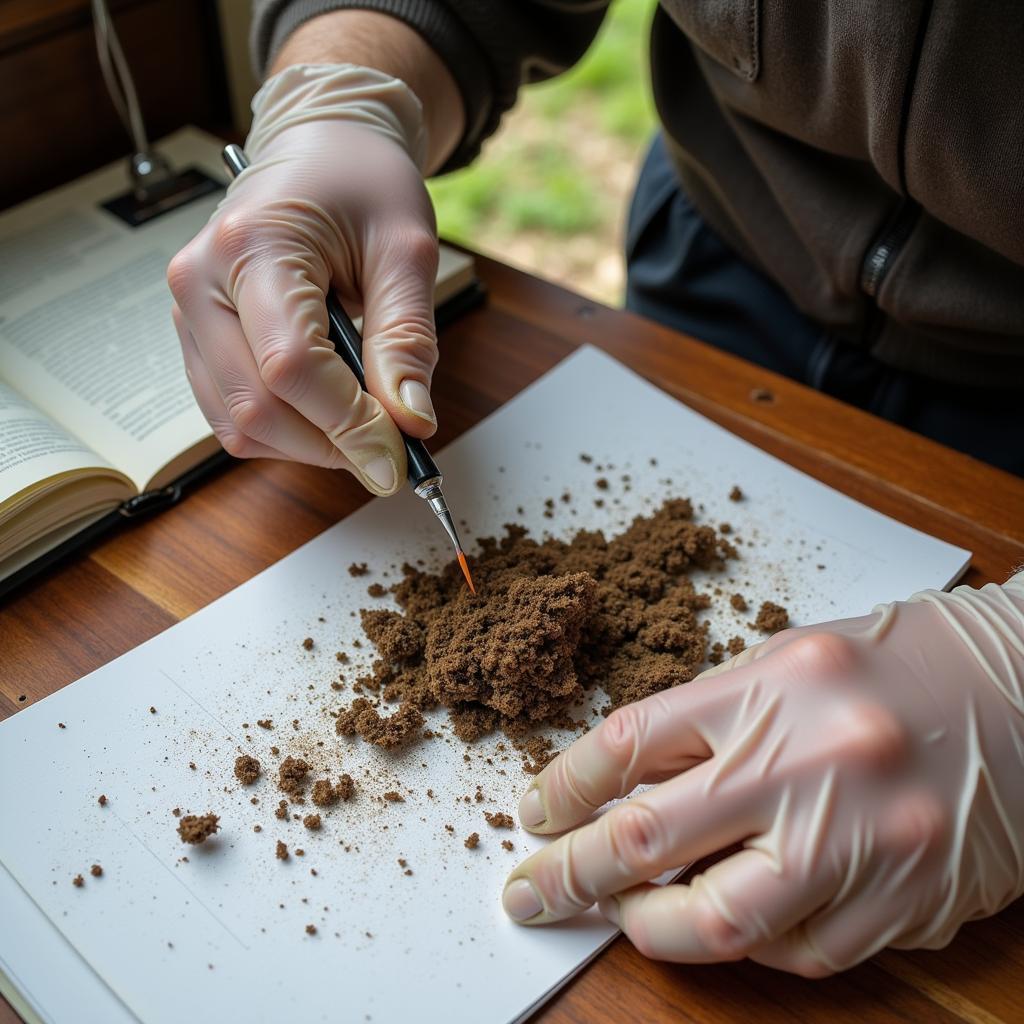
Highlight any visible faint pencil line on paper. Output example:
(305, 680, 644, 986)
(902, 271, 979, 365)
(157, 668, 235, 741)
(108, 805, 250, 951)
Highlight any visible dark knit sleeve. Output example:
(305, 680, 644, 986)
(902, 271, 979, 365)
(250, 0, 610, 172)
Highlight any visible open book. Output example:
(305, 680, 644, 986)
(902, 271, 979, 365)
(0, 127, 477, 591)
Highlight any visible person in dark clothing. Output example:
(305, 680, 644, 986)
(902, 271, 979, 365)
(167, 2, 1024, 976)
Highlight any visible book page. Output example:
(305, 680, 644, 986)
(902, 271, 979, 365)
(0, 348, 970, 1024)
(0, 132, 227, 493)
(0, 382, 132, 563)
(0, 382, 109, 506)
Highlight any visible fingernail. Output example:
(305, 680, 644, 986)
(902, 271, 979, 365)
(518, 788, 546, 828)
(360, 454, 397, 493)
(398, 379, 436, 424)
(503, 878, 543, 922)
(599, 895, 621, 927)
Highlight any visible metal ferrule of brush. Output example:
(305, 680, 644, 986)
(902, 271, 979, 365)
(414, 476, 461, 550)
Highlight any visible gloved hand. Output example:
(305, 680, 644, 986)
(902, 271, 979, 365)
(503, 574, 1024, 976)
(168, 64, 440, 495)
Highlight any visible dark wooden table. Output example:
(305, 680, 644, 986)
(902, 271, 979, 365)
(2, 255, 1023, 1024)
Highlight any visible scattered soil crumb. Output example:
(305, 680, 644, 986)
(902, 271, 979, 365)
(276, 840, 289, 860)
(275, 799, 289, 819)
(579, 453, 593, 463)
(501, 840, 514, 851)
(303, 814, 321, 830)
(754, 601, 789, 634)
(234, 754, 261, 785)
(367, 583, 388, 598)
(335, 697, 424, 749)
(149, 706, 157, 714)
(302, 637, 314, 650)
(383, 791, 404, 803)
(349, 562, 369, 577)
(72, 874, 84, 887)
(177, 813, 220, 845)
(257, 719, 273, 729)
(306, 924, 317, 935)
(595, 477, 609, 490)
(172, 807, 181, 817)
(278, 756, 311, 796)
(464, 832, 480, 849)
(729, 485, 743, 501)
(484, 811, 514, 829)
(730, 593, 748, 612)
(727, 636, 746, 657)
(98, 794, 107, 806)
(90, 864, 103, 877)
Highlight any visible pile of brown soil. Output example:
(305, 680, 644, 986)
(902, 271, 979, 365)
(333, 498, 774, 754)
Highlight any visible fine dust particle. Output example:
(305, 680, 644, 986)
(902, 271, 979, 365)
(348, 562, 369, 577)
(306, 924, 317, 935)
(278, 756, 311, 796)
(177, 814, 220, 845)
(754, 601, 790, 634)
(579, 453, 593, 463)
(383, 791, 404, 803)
(97, 795, 107, 806)
(595, 477, 609, 490)
(501, 840, 514, 851)
(303, 814, 322, 830)
(72, 874, 84, 887)
(90, 864, 103, 877)
(464, 833, 480, 849)
(189, 762, 196, 770)
(58, 723, 66, 729)
(367, 583, 388, 598)
(398, 858, 407, 867)
(729, 485, 743, 501)
(484, 812, 514, 829)
(234, 754, 261, 785)
(730, 593, 748, 612)
(149, 707, 157, 714)
(276, 841, 289, 861)
(302, 637, 314, 650)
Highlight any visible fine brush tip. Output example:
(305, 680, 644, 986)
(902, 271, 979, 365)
(456, 549, 476, 595)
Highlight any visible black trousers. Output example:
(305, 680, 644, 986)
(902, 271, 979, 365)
(625, 135, 1023, 477)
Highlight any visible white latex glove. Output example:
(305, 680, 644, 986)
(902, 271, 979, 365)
(168, 64, 440, 495)
(503, 574, 1024, 976)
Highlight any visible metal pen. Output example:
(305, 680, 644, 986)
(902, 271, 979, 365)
(220, 144, 475, 593)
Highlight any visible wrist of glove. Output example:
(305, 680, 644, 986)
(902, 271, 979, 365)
(168, 63, 439, 493)
(245, 63, 427, 169)
(502, 573, 1024, 976)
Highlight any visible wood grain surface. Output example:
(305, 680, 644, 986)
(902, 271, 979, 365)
(2, 255, 1022, 1024)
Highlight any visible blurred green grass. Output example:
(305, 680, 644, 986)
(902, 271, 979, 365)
(428, 0, 657, 304)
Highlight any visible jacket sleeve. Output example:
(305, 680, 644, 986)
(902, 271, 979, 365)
(250, 0, 610, 172)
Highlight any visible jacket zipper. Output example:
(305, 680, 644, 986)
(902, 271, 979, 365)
(860, 199, 921, 298)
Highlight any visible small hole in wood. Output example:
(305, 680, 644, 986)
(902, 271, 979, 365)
(750, 387, 775, 404)
(18, 694, 27, 702)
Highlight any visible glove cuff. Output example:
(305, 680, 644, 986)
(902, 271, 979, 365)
(246, 63, 427, 171)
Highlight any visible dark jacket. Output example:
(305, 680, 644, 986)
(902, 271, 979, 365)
(252, 1, 1024, 389)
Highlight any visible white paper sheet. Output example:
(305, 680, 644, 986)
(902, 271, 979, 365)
(0, 347, 970, 1024)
